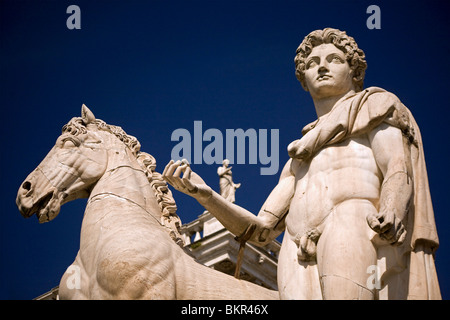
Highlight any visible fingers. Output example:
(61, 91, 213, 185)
(182, 166, 198, 193)
(172, 162, 189, 190)
(380, 218, 406, 245)
(162, 159, 175, 178)
(367, 211, 406, 245)
(367, 210, 394, 233)
(162, 159, 197, 194)
(379, 214, 394, 234)
(162, 159, 183, 187)
(366, 213, 381, 233)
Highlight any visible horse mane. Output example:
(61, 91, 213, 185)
(62, 117, 184, 247)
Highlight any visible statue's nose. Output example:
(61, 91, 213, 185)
(20, 181, 33, 197)
(16, 179, 35, 218)
(318, 65, 329, 74)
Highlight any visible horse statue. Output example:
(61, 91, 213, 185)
(16, 105, 279, 300)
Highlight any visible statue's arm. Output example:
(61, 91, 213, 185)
(367, 122, 413, 244)
(250, 159, 294, 245)
(163, 159, 294, 246)
(217, 166, 231, 176)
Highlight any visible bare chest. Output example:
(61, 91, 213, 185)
(286, 136, 382, 235)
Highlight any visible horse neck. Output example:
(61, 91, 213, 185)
(88, 145, 161, 219)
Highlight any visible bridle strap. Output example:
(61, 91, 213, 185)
(87, 191, 164, 228)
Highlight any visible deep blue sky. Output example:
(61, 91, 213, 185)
(1, 0, 449, 300)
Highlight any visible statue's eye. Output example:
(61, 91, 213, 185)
(306, 59, 318, 69)
(63, 139, 76, 148)
(61, 137, 80, 148)
(330, 55, 344, 64)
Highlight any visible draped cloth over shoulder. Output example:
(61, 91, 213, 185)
(288, 87, 441, 299)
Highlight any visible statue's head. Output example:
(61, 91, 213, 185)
(294, 28, 367, 93)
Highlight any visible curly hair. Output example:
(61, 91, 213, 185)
(294, 28, 367, 92)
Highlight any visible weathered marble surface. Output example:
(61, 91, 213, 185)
(16, 105, 278, 300)
(163, 28, 441, 300)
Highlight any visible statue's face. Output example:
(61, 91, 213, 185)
(303, 43, 355, 99)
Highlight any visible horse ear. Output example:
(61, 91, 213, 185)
(81, 104, 96, 125)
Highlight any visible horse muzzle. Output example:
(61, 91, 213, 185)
(16, 179, 61, 223)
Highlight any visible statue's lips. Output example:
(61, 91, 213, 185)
(317, 74, 332, 80)
(17, 190, 56, 222)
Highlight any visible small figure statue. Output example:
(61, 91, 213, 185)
(217, 159, 241, 203)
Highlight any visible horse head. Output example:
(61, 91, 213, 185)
(16, 105, 109, 223)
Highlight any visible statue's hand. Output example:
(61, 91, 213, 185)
(366, 210, 406, 245)
(162, 159, 212, 202)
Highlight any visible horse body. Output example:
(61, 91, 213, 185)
(17, 106, 278, 300)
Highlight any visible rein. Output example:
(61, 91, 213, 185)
(234, 223, 257, 279)
(87, 191, 166, 228)
(103, 165, 147, 176)
(87, 164, 165, 228)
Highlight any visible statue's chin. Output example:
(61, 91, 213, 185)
(36, 193, 61, 223)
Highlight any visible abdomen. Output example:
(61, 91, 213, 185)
(287, 136, 382, 237)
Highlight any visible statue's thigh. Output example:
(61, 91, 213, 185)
(316, 200, 377, 298)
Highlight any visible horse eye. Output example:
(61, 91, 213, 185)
(61, 137, 80, 148)
(63, 139, 76, 147)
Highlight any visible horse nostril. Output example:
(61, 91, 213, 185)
(22, 181, 33, 197)
(22, 181, 32, 191)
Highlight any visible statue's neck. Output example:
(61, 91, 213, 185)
(79, 148, 166, 266)
(89, 148, 158, 213)
(312, 89, 356, 119)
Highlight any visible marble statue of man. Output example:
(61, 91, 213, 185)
(163, 28, 441, 299)
(217, 159, 241, 203)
